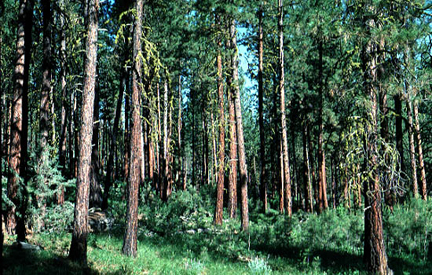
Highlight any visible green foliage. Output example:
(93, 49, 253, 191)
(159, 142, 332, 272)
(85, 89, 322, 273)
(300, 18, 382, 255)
(248, 256, 272, 275)
(26, 146, 75, 232)
(385, 198, 432, 261)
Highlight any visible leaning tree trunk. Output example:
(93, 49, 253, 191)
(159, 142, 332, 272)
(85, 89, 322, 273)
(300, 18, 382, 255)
(278, 0, 292, 216)
(230, 18, 249, 231)
(214, 18, 225, 225)
(122, 0, 143, 257)
(69, 0, 99, 264)
(8, 0, 33, 241)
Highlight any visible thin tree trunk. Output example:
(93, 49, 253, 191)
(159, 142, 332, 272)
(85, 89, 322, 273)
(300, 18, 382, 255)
(406, 95, 418, 197)
(394, 94, 404, 174)
(278, 0, 291, 216)
(69, 0, 99, 264)
(413, 99, 427, 200)
(317, 39, 328, 212)
(102, 51, 126, 210)
(230, 19, 249, 231)
(214, 25, 225, 224)
(258, 4, 267, 212)
(58, 0, 67, 204)
(0, 20, 4, 268)
(122, 0, 143, 257)
(303, 121, 313, 213)
(161, 79, 169, 201)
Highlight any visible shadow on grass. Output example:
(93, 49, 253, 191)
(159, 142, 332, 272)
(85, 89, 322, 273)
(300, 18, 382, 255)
(3, 243, 129, 275)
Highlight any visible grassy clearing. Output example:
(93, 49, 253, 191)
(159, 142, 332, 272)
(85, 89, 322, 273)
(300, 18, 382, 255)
(3, 189, 432, 274)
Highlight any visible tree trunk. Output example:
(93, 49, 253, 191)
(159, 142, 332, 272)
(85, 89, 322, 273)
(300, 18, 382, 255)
(278, 0, 292, 216)
(230, 19, 249, 231)
(226, 32, 237, 219)
(7, 0, 33, 240)
(394, 94, 404, 175)
(102, 49, 127, 210)
(58, 0, 67, 204)
(122, 0, 143, 257)
(362, 18, 390, 273)
(317, 39, 328, 212)
(258, 4, 267, 213)
(214, 24, 225, 224)
(90, 85, 102, 208)
(413, 99, 427, 200)
(406, 95, 418, 197)
(69, 0, 99, 264)
(40, 0, 51, 149)
(303, 121, 313, 213)
(161, 79, 169, 201)
(0, 19, 4, 268)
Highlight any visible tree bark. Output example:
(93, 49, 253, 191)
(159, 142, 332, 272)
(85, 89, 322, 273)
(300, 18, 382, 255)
(214, 22, 225, 224)
(258, 4, 267, 212)
(413, 99, 427, 200)
(406, 94, 418, 197)
(40, 0, 51, 149)
(122, 0, 143, 257)
(69, 0, 99, 264)
(362, 16, 390, 273)
(226, 32, 237, 219)
(7, 0, 33, 240)
(230, 19, 249, 231)
(90, 85, 102, 208)
(58, 0, 67, 204)
(317, 39, 328, 212)
(303, 121, 313, 213)
(278, 0, 292, 216)
(394, 94, 404, 175)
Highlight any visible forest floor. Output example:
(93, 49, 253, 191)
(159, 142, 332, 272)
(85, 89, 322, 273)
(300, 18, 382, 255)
(2, 192, 432, 274)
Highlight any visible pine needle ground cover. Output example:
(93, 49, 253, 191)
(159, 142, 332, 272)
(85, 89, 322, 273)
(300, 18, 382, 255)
(3, 190, 432, 275)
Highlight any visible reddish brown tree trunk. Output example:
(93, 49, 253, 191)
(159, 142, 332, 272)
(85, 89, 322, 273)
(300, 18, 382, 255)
(214, 23, 225, 224)
(230, 19, 249, 231)
(69, 0, 99, 264)
(227, 34, 237, 219)
(122, 0, 143, 257)
(278, 0, 291, 216)
(8, 0, 33, 240)
(362, 18, 390, 273)
(317, 39, 328, 212)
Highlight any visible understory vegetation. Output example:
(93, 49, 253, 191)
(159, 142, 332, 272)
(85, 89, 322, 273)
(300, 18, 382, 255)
(3, 185, 432, 274)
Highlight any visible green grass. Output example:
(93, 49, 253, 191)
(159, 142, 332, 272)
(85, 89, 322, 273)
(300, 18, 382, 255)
(3, 193, 432, 274)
